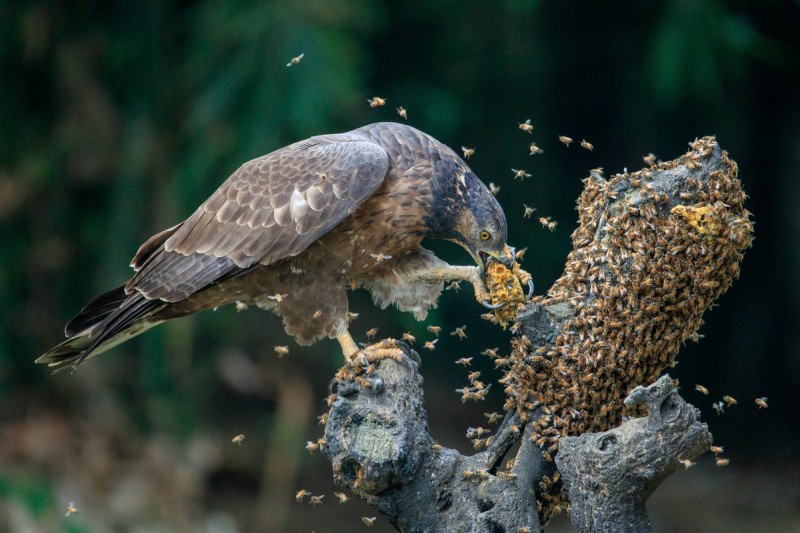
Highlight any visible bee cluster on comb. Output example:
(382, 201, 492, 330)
(499, 137, 753, 519)
(483, 250, 531, 327)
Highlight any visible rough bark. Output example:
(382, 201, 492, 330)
(321, 137, 752, 531)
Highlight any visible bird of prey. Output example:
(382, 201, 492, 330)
(39, 122, 522, 372)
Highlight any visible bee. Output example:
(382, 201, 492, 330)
(286, 53, 304, 67)
(710, 445, 724, 455)
(305, 441, 319, 453)
(65, 502, 78, 517)
(462, 146, 475, 159)
(512, 169, 531, 180)
(426, 325, 442, 336)
(497, 471, 517, 480)
(580, 139, 594, 151)
(309, 495, 325, 506)
(643, 153, 657, 165)
(528, 143, 543, 155)
(370, 252, 392, 264)
(432, 442, 442, 455)
(480, 312, 498, 322)
(712, 401, 725, 415)
(423, 339, 438, 351)
(368, 97, 386, 108)
(295, 489, 312, 503)
(231, 434, 246, 445)
(695, 384, 709, 395)
(355, 376, 372, 388)
(518, 119, 534, 133)
(274, 345, 290, 358)
(366, 327, 379, 338)
(484, 412, 502, 424)
(268, 293, 288, 303)
(510, 425, 520, 436)
(678, 458, 695, 469)
(755, 397, 768, 409)
(515, 247, 528, 260)
(334, 492, 349, 504)
(722, 395, 737, 407)
(318, 413, 329, 425)
(402, 332, 416, 344)
(312, 309, 323, 320)
(461, 469, 474, 479)
(558, 135, 573, 147)
(481, 347, 499, 358)
(325, 393, 336, 406)
(362, 516, 377, 527)
(455, 357, 473, 366)
(235, 301, 249, 312)
(523, 204, 536, 218)
(451, 325, 468, 339)
(467, 371, 481, 381)
(446, 280, 462, 292)
(396, 106, 408, 120)
(489, 182, 501, 195)
(716, 458, 730, 467)
(348, 311, 359, 322)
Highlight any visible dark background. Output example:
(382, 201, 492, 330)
(1, 1, 798, 531)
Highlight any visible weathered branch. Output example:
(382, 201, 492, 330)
(321, 137, 753, 530)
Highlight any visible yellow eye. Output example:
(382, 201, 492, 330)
(480, 231, 491, 241)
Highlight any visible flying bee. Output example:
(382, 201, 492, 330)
(489, 182, 501, 195)
(402, 332, 416, 344)
(643, 153, 657, 165)
(396, 106, 408, 120)
(348, 311, 359, 322)
(512, 169, 531, 180)
(446, 280, 462, 292)
(268, 293, 288, 303)
(318, 413, 328, 425)
(539, 216, 557, 231)
(423, 339, 438, 351)
(518, 119, 534, 133)
(580, 139, 594, 151)
(334, 492, 349, 504)
(366, 327, 379, 338)
(362, 516, 377, 527)
(451, 325, 468, 339)
(286, 53, 304, 67)
(231, 434, 245, 445)
(455, 357, 473, 366)
(235, 301, 248, 312)
(305, 441, 319, 453)
(426, 325, 442, 336)
(274, 345, 290, 358)
(295, 489, 311, 503)
(370, 252, 392, 264)
(368, 97, 386, 108)
(309, 495, 324, 506)
(523, 204, 536, 218)
(529, 143, 544, 155)
(481, 347, 499, 358)
(695, 384, 709, 395)
(558, 135, 573, 146)
(755, 397, 768, 409)
(722, 395, 737, 407)
(485, 412, 502, 424)
(515, 247, 528, 260)
(65, 502, 78, 517)
(716, 458, 730, 467)
(678, 458, 695, 469)
(710, 445, 724, 455)
(462, 146, 475, 159)
(312, 309, 322, 320)
(467, 371, 481, 381)
(712, 402, 725, 415)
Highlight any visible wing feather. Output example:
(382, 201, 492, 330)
(127, 134, 389, 302)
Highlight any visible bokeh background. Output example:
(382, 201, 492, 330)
(2, 1, 799, 531)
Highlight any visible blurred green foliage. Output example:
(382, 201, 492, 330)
(1, 0, 798, 530)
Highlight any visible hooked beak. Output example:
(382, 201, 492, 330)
(478, 246, 516, 272)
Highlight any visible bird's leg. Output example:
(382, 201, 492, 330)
(412, 265, 492, 306)
(336, 330, 405, 367)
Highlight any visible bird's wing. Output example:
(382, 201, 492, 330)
(127, 134, 389, 302)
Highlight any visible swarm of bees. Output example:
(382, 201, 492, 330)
(482, 253, 531, 327)
(498, 136, 752, 520)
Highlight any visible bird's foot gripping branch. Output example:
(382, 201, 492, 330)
(321, 137, 753, 530)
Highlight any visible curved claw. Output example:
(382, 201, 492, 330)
(481, 299, 505, 309)
(526, 279, 535, 298)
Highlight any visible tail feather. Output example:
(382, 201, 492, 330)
(39, 288, 166, 373)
